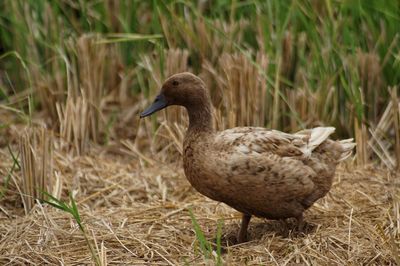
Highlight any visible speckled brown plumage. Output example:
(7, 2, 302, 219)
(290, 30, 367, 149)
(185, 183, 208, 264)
(141, 72, 356, 243)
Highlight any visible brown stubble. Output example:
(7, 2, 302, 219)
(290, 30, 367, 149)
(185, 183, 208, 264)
(390, 87, 400, 171)
(202, 52, 269, 130)
(55, 35, 111, 155)
(19, 127, 54, 214)
(357, 49, 383, 123)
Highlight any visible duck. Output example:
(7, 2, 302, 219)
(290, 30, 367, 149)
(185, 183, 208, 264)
(140, 72, 356, 243)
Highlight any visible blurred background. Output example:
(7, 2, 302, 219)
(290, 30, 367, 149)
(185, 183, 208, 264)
(0, 0, 399, 167)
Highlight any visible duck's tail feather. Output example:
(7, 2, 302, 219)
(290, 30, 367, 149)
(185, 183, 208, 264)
(338, 138, 356, 162)
(294, 127, 336, 157)
(294, 127, 355, 161)
(308, 127, 336, 151)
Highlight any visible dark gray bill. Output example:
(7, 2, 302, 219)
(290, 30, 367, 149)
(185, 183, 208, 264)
(140, 94, 168, 118)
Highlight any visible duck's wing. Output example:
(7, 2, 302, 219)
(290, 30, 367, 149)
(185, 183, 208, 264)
(215, 126, 336, 158)
(209, 127, 332, 202)
(214, 151, 317, 200)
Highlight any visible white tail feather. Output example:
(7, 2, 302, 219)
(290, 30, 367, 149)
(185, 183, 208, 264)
(338, 138, 356, 161)
(308, 127, 336, 150)
(295, 127, 335, 157)
(294, 127, 355, 161)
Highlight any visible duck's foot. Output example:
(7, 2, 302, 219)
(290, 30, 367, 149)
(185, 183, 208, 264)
(279, 219, 290, 237)
(236, 213, 252, 243)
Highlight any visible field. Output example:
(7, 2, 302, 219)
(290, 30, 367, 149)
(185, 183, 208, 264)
(0, 1, 399, 265)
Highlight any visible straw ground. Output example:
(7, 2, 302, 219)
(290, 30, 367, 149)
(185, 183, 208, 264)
(0, 125, 399, 265)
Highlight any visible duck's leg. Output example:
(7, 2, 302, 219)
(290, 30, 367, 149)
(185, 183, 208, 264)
(296, 213, 305, 232)
(280, 219, 289, 237)
(237, 213, 252, 243)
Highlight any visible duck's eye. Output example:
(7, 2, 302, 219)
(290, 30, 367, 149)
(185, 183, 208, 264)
(172, 80, 179, 86)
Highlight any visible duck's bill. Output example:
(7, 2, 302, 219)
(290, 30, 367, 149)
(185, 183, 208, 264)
(140, 94, 168, 118)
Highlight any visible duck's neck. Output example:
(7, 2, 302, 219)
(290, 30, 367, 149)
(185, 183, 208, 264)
(186, 101, 214, 135)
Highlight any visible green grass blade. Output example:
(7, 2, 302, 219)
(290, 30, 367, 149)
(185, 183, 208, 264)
(188, 208, 212, 259)
(69, 192, 82, 225)
(7, 144, 21, 170)
(41, 190, 70, 213)
(0, 145, 20, 199)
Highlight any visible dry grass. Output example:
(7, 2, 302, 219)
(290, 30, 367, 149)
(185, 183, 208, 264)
(18, 127, 55, 214)
(0, 125, 399, 265)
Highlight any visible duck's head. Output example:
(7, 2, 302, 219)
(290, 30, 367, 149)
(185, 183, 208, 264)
(140, 72, 209, 118)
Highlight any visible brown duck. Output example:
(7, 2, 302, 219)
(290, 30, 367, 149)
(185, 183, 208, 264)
(141, 72, 356, 243)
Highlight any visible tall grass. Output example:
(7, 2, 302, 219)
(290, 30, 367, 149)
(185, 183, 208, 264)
(0, 0, 399, 165)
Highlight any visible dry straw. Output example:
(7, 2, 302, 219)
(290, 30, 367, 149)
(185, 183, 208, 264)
(56, 35, 110, 155)
(368, 87, 400, 171)
(0, 144, 399, 264)
(18, 127, 57, 214)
